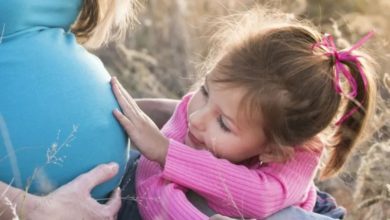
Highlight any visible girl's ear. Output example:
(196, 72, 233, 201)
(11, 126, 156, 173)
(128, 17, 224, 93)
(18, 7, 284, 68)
(259, 145, 294, 164)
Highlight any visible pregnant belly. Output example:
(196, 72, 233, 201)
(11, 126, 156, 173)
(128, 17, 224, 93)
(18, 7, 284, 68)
(0, 29, 129, 199)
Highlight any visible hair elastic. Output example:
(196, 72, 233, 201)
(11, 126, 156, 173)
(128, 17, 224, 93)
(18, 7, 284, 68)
(313, 31, 374, 125)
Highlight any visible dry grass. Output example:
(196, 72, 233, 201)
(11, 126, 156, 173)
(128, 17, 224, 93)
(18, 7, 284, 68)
(97, 0, 390, 218)
(1, 0, 388, 219)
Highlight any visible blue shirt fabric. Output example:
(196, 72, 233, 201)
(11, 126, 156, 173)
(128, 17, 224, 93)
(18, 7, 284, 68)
(0, 0, 129, 199)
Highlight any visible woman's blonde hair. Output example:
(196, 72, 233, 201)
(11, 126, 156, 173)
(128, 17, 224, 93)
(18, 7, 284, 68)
(72, 0, 140, 48)
(204, 7, 377, 178)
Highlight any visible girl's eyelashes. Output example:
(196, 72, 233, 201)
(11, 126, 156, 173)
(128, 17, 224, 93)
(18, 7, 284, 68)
(218, 116, 231, 132)
(200, 85, 209, 97)
(199, 84, 230, 133)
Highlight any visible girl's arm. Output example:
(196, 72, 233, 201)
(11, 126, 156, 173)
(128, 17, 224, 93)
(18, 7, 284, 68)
(0, 163, 121, 220)
(162, 139, 320, 218)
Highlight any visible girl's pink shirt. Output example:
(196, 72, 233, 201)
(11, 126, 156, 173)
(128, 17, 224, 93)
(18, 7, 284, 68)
(136, 94, 322, 220)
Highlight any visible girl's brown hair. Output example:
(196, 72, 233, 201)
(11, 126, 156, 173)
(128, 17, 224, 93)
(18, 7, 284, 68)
(205, 8, 377, 178)
(71, 0, 140, 48)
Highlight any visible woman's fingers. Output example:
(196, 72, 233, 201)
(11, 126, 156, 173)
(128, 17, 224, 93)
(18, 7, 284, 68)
(39, 162, 122, 220)
(75, 163, 119, 192)
(103, 187, 122, 216)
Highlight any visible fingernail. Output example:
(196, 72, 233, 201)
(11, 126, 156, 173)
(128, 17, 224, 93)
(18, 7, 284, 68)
(107, 162, 118, 171)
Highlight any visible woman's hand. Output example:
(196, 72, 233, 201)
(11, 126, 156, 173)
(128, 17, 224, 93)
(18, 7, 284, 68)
(1, 163, 121, 220)
(36, 163, 121, 220)
(111, 77, 169, 166)
(32, 163, 121, 220)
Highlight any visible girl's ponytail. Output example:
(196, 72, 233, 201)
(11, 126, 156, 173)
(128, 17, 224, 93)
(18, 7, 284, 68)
(316, 33, 377, 178)
(321, 57, 376, 178)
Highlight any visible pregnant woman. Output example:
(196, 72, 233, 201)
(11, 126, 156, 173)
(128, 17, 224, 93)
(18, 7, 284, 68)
(0, 0, 136, 218)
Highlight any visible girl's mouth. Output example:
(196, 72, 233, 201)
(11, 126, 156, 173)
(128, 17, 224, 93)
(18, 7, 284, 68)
(187, 131, 204, 148)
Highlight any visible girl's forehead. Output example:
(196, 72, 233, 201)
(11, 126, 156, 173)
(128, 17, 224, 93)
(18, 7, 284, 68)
(203, 76, 265, 132)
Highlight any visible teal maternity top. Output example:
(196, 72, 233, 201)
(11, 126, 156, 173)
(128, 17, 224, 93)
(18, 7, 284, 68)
(0, 0, 129, 199)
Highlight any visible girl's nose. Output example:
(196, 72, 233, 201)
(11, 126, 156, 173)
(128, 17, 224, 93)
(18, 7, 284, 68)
(189, 108, 208, 132)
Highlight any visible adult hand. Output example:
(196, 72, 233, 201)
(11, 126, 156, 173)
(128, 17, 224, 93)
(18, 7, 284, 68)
(28, 163, 121, 220)
(111, 77, 169, 166)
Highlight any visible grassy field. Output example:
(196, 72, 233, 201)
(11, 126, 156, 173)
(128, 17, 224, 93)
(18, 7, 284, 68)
(96, 0, 390, 219)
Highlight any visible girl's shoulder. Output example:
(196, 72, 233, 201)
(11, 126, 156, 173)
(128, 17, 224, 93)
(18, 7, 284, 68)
(286, 137, 324, 170)
(295, 136, 324, 156)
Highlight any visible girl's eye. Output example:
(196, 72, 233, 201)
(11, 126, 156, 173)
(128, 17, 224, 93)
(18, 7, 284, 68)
(218, 116, 231, 132)
(200, 85, 209, 97)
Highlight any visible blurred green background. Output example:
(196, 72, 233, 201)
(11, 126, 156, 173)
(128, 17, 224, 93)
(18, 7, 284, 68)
(95, 0, 390, 219)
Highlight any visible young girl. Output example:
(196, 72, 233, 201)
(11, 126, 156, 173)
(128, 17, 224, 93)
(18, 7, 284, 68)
(112, 8, 376, 220)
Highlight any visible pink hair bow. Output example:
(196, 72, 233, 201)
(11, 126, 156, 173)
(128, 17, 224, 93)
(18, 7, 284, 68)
(314, 31, 374, 125)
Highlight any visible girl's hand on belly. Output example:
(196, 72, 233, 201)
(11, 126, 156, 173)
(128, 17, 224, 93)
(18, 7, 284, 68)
(111, 77, 169, 166)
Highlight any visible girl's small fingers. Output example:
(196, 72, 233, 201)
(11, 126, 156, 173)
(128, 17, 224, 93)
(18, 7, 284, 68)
(114, 77, 133, 101)
(112, 83, 137, 117)
(113, 109, 136, 134)
(115, 78, 142, 113)
(111, 80, 126, 106)
(112, 77, 132, 104)
(112, 78, 143, 119)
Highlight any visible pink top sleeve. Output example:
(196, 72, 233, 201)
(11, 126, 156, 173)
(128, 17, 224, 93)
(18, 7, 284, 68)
(162, 138, 321, 218)
(136, 94, 208, 220)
